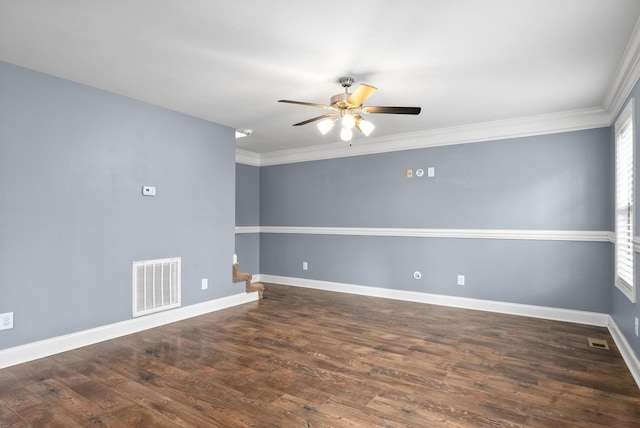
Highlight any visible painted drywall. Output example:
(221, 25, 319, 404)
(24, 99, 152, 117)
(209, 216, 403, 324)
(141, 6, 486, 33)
(236, 163, 260, 227)
(260, 234, 611, 313)
(258, 128, 613, 314)
(0, 61, 236, 349)
(611, 78, 640, 359)
(235, 163, 260, 274)
(260, 129, 612, 230)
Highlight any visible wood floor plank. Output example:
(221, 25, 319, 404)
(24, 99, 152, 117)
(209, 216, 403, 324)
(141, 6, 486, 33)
(0, 399, 30, 428)
(2, 283, 639, 427)
(24, 378, 116, 425)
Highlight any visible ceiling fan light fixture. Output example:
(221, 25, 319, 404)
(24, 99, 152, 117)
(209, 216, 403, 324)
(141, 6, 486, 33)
(340, 127, 353, 142)
(279, 76, 421, 144)
(317, 118, 335, 135)
(342, 112, 356, 129)
(356, 118, 375, 136)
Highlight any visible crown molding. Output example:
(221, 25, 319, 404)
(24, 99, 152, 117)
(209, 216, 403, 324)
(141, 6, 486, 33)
(235, 148, 261, 166)
(237, 107, 609, 166)
(603, 16, 640, 121)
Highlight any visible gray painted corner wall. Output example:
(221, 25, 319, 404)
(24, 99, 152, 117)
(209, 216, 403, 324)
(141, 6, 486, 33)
(258, 128, 614, 315)
(612, 77, 640, 359)
(235, 163, 260, 227)
(0, 61, 236, 349)
(235, 163, 260, 274)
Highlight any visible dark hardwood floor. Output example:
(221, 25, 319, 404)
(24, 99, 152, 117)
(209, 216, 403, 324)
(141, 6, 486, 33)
(1, 283, 639, 427)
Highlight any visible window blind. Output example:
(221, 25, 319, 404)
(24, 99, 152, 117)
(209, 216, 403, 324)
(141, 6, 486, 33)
(615, 101, 635, 299)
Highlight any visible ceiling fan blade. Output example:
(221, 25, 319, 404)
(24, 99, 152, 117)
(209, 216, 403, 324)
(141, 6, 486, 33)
(292, 112, 337, 126)
(362, 106, 422, 115)
(279, 99, 333, 109)
(347, 84, 377, 107)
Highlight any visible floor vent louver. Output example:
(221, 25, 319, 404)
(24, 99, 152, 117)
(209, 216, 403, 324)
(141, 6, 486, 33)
(132, 257, 181, 317)
(588, 338, 609, 350)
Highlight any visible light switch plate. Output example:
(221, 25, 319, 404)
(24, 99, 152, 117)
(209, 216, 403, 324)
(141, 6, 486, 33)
(142, 186, 156, 196)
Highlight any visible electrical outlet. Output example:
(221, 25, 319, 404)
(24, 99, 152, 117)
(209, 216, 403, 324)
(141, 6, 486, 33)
(0, 312, 13, 330)
(302, 261, 308, 271)
(457, 275, 465, 286)
(406, 169, 413, 178)
(201, 278, 208, 290)
(635, 317, 639, 337)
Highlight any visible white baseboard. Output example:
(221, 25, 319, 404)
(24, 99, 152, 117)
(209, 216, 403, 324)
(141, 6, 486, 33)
(608, 316, 640, 389)
(259, 275, 610, 327)
(0, 292, 258, 369)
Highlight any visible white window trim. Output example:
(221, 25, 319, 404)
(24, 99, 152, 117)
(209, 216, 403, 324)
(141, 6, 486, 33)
(614, 98, 636, 303)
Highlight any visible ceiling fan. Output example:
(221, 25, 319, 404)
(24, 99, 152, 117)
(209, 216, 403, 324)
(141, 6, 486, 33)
(278, 77, 421, 142)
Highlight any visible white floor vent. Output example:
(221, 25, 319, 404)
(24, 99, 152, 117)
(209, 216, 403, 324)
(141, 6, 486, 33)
(132, 257, 181, 317)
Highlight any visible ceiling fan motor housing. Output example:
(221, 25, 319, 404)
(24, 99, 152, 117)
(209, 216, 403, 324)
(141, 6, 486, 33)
(330, 93, 353, 109)
(339, 76, 354, 88)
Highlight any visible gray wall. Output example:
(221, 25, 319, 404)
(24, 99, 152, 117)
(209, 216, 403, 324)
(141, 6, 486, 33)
(0, 61, 236, 349)
(235, 163, 260, 274)
(260, 234, 612, 312)
(612, 78, 640, 359)
(236, 163, 260, 226)
(260, 129, 612, 229)
(259, 128, 614, 314)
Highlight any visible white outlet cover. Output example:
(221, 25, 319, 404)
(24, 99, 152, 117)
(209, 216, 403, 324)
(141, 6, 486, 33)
(428, 167, 435, 177)
(302, 261, 308, 270)
(0, 312, 13, 330)
(201, 278, 208, 290)
(457, 275, 465, 286)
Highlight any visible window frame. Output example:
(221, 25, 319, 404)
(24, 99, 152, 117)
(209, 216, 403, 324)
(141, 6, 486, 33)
(614, 98, 636, 303)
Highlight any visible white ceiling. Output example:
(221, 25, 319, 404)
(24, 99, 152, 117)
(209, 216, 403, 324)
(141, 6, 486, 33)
(2, 0, 640, 156)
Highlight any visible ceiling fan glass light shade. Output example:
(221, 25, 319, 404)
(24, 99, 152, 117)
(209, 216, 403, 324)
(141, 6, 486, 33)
(356, 118, 375, 136)
(317, 118, 335, 135)
(341, 113, 356, 129)
(340, 127, 353, 141)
